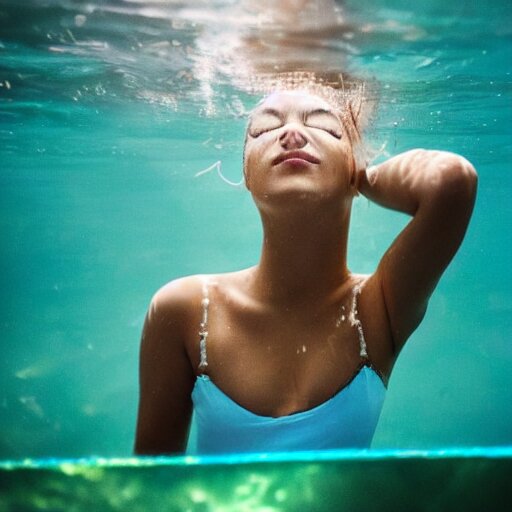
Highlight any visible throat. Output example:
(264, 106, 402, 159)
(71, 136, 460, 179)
(255, 217, 351, 301)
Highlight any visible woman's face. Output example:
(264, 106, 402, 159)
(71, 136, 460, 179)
(244, 90, 356, 209)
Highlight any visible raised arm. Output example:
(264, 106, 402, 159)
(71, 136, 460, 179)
(358, 149, 477, 353)
(134, 281, 196, 455)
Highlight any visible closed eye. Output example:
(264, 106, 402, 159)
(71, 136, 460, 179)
(308, 125, 342, 139)
(305, 109, 343, 139)
(250, 123, 341, 139)
(249, 125, 281, 138)
(248, 109, 283, 138)
(248, 108, 343, 138)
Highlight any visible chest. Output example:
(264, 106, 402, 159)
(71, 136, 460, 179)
(189, 300, 368, 417)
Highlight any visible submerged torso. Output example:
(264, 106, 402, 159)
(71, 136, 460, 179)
(184, 272, 393, 454)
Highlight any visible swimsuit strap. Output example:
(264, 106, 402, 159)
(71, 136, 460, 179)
(197, 277, 370, 372)
(198, 277, 210, 373)
(349, 282, 369, 360)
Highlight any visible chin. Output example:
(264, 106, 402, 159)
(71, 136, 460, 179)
(253, 182, 345, 211)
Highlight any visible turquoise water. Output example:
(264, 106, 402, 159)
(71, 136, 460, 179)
(0, 0, 511, 461)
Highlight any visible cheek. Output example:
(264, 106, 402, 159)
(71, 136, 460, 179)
(245, 134, 272, 166)
(243, 143, 262, 186)
(327, 145, 355, 187)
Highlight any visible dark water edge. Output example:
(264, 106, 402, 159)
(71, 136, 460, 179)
(1, 448, 511, 511)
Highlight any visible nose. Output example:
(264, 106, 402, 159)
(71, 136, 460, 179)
(279, 125, 307, 150)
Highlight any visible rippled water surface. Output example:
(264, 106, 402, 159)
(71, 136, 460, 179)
(0, 0, 511, 458)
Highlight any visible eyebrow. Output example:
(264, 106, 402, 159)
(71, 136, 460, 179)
(306, 108, 340, 122)
(251, 108, 283, 119)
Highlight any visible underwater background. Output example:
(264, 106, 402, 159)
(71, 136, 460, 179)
(0, 0, 511, 460)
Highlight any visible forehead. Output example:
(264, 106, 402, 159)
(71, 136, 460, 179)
(252, 90, 335, 115)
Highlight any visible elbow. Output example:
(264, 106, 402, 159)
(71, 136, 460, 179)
(429, 152, 478, 206)
(443, 153, 477, 195)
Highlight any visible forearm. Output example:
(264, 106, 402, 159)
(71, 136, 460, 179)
(357, 149, 478, 216)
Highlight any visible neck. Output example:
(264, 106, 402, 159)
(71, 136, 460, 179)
(252, 199, 352, 304)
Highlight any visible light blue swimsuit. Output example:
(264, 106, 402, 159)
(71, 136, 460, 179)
(188, 281, 387, 454)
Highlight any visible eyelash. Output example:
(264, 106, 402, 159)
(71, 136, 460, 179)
(320, 128, 342, 140)
(251, 125, 341, 139)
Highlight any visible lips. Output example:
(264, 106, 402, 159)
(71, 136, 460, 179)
(272, 150, 321, 166)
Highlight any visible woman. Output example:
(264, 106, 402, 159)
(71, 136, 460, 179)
(134, 88, 477, 455)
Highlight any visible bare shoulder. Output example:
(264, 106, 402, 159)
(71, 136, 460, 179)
(142, 274, 211, 359)
(150, 268, 253, 320)
(149, 275, 206, 318)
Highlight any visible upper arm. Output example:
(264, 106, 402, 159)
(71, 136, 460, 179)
(374, 152, 477, 353)
(134, 279, 198, 455)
